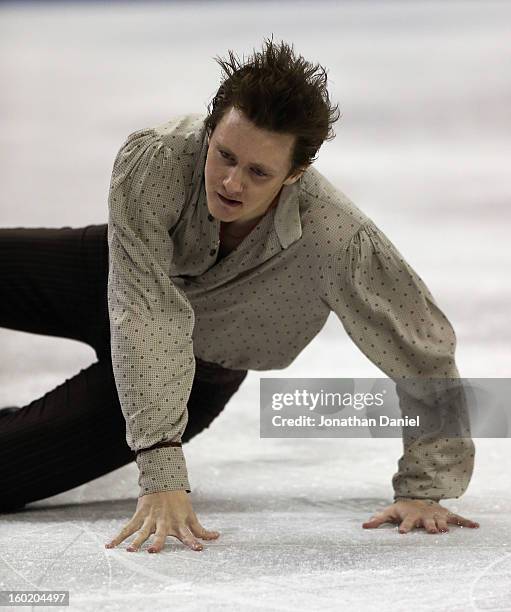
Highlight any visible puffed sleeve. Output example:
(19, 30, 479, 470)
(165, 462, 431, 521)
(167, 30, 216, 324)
(107, 127, 195, 497)
(321, 220, 475, 501)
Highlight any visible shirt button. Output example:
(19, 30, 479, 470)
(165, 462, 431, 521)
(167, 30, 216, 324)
(207, 213, 214, 222)
(209, 248, 217, 256)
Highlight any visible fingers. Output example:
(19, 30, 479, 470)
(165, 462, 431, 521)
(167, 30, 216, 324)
(149, 525, 204, 553)
(128, 521, 204, 553)
(435, 517, 450, 533)
(147, 517, 220, 553)
(104, 491, 222, 554)
(147, 529, 168, 554)
(362, 513, 390, 529)
(127, 526, 203, 553)
(446, 513, 480, 529)
(188, 517, 220, 540)
(398, 514, 479, 534)
(423, 518, 439, 534)
(126, 519, 154, 552)
(175, 526, 204, 552)
(398, 515, 419, 534)
(105, 519, 140, 549)
(396, 512, 478, 534)
(147, 521, 220, 554)
(363, 508, 401, 529)
(363, 500, 480, 536)
(107, 521, 220, 554)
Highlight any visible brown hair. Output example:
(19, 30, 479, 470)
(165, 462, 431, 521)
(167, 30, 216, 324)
(204, 36, 341, 177)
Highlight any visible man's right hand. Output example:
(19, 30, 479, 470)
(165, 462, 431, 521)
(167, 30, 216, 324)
(104, 490, 219, 553)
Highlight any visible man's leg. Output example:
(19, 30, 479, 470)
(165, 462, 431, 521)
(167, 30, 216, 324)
(0, 358, 247, 510)
(0, 224, 248, 510)
(0, 359, 247, 510)
(0, 224, 111, 359)
(0, 360, 135, 509)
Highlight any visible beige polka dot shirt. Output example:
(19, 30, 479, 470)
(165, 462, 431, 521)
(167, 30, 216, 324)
(107, 113, 474, 501)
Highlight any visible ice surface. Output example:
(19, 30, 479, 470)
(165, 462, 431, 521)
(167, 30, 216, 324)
(1, 1, 510, 611)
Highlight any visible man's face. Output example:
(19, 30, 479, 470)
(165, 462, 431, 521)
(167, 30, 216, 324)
(204, 106, 304, 227)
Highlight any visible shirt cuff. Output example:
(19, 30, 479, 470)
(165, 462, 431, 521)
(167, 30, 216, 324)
(136, 444, 191, 496)
(394, 496, 439, 504)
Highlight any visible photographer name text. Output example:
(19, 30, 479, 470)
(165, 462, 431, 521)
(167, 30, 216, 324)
(271, 414, 419, 428)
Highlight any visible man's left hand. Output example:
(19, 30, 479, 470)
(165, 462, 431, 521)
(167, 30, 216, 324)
(362, 499, 480, 534)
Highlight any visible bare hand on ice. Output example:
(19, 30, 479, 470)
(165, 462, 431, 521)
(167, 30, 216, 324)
(104, 490, 220, 553)
(362, 499, 480, 534)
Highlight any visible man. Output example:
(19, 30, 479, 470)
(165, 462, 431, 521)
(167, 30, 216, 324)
(103, 38, 478, 554)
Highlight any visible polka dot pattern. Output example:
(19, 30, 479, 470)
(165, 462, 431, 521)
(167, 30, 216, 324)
(107, 113, 474, 501)
(319, 217, 474, 500)
(107, 117, 200, 496)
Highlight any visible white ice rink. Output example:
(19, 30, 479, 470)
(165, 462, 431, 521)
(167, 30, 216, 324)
(1, 1, 510, 610)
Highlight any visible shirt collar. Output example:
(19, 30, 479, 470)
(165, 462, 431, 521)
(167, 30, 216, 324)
(273, 179, 302, 249)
